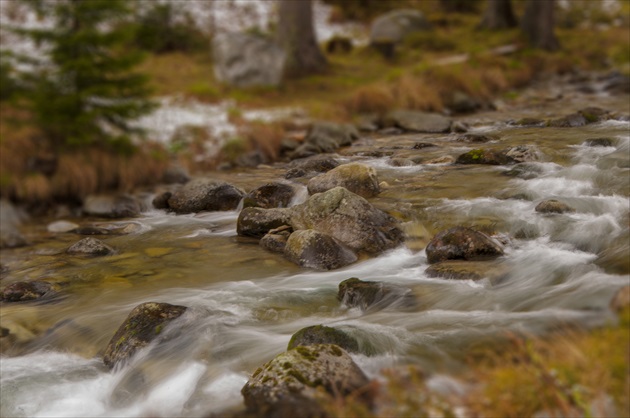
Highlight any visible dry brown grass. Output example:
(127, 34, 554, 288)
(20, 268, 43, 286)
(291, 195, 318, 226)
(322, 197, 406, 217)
(393, 74, 443, 112)
(244, 121, 286, 162)
(1, 110, 168, 205)
(342, 83, 396, 115)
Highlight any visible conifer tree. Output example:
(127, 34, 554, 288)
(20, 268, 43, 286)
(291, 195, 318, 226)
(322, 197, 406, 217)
(14, 0, 153, 150)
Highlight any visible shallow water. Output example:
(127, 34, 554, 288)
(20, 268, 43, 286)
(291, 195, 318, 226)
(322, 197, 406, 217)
(1, 91, 629, 417)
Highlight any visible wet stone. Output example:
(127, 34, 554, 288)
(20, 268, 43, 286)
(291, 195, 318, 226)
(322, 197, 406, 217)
(338, 277, 416, 311)
(584, 138, 614, 147)
(288, 325, 359, 353)
(67, 237, 116, 256)
(47, 220, 79, 233)
(425, 226, 505, 264)
(103, 302, 188, 369)
(243, 182, 295, 209)
(535, 199, 575, 214)
(0, 280, 57, 302)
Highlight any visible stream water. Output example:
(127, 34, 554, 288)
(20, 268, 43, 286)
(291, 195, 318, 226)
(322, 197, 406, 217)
(1, 84, 629, 417)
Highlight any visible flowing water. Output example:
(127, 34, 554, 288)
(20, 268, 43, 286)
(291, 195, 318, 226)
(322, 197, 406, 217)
(1, 86, 629, 417)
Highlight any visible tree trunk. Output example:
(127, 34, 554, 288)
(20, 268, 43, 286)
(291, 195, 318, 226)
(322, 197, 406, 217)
(521, 0, 560, 51)
(479, 0, 517, 30)
(276, 0, 327, 78)
(440, 0, 480, 13)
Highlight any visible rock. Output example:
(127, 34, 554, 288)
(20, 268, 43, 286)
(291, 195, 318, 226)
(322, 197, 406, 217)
(326, 36, 353, 54)
(287, 143, 321, 160)
(535, 199, 575, 214)
(389, 158, 415, 167)
(603, 72, 630, 94)
(103, 302, 187, 369)
(260, 226, 293, 253)
(167, 178, 245, 214)
(584, 138, 614, 147)
(504, 145, 538, 163)
(450, 120, 469, 132)
(456, 133, 493, 143)
(67, 237, 116, 256)
(425, 260, 507, 283)
(288, 325, 359, 353)
(285, 156, 340, 179)
(213, 32, 285, 88)
(0, 280, 57, 302)
(338, 277, 415, 311)
(284, 229, 357, 270)
(289, 187, 404, 254)
(447, 91, 480, 113)
(384, 109, 451, 133)
(425, 226, 504, 264)
(83, 194, 143, 218)
(306, 122, 359, 149)
(162, 165, 190, 184)
(152, 191, 172, 209)
(413, 142, 438, 149)
(241, 344, 371, 418)
(73, 226, 111, 235)
(578, 107, 611, 123)
(455, 148, 514, 165)
(512, 117, 545, 127)
(547, 113, 587, 128)
(425, 155, 455, 164)
(0, 200, 27, 249)
(237, 207, 291, 238)
(47, 220, 79, 233)
(243, 182, 296, 209)
(370, 9, 431, 52)
(503, 163, 547, 179)
(307, 163, 380, 198)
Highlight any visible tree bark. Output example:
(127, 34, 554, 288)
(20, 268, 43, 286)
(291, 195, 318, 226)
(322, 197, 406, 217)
(276, 0, 327, 78)
(521, 0, 560, 51)
(440, 0, 480, 13)
(479, 0, 517, 30)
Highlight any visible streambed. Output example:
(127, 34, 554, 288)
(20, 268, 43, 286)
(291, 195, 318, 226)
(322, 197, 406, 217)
(1, 85, 629, 417)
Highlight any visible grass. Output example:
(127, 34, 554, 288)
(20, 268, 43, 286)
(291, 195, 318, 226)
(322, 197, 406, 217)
(323, 306, 630, 418)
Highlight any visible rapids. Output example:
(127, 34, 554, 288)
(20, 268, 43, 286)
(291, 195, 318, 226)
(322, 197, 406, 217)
(1, 86, 629, 417)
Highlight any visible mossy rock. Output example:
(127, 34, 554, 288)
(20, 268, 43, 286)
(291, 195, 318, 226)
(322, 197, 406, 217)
(307, 163, 380, 198)
(241, 344, 371, 418)
(288, 325, 359, 353)
(103, 302, 187, 369)
(455, 148, 513, 165)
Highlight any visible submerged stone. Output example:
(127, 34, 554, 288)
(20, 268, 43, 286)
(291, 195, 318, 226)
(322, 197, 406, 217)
(67, 237, 116, 256)
(338, 277, 416, 311)
(0, 280, 57, 302)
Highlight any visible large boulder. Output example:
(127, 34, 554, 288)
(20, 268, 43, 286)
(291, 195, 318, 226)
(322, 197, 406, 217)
(83, 194, 143, 218)
(243, 182, 296, 209)
(284, 229, 357, 270)
(167, 178, 245, 214)
(290, 187, 404, 254)
(288, 325, 359, 353)
(67, 237, 116, 256)
(370, 9, 431, 49)
(213, 32, 285, 88)
(241, 344, 371, 418)
(425, 226, 504, 264)
(307, 163, 380, 198)
(384, 110, 451, 133)
(103, 302, 187, 369)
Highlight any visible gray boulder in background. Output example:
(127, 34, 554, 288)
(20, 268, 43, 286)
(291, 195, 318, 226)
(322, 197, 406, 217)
(370, 9, 431, 57)
(213, 32, 286, 88)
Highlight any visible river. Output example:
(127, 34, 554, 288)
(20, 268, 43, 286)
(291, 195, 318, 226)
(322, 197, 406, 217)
(1, 79, 628, 417)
